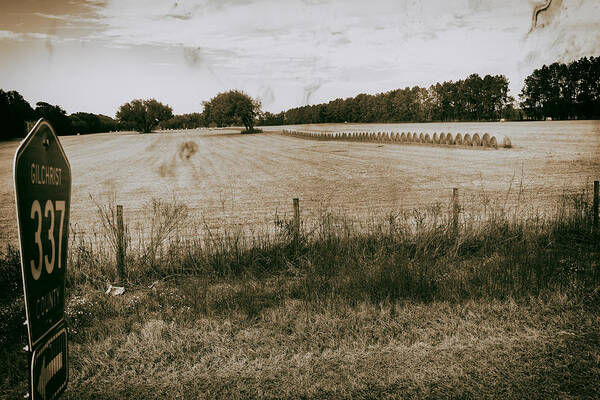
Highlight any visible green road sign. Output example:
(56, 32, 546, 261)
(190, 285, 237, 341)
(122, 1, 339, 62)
(14, 119, 71, 398)
(31, 324, 68, 400)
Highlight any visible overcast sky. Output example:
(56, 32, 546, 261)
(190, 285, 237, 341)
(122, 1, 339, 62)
(0, 0, 598, 116)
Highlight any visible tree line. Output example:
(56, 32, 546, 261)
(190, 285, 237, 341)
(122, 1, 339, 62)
(260, 56, 600, 126)
(1, 55, 598, 139)
(0, 90, 124, 140)
(259, 74, 519, 126)
(519, 56, 600, 120)
(0, 89, 259, 139)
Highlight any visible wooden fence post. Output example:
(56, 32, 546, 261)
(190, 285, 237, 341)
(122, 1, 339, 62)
(452, 188, 459, 237)
(116, 204, 125, 282)
(293, 198, 300, 241)
(594, 180, 599, 229)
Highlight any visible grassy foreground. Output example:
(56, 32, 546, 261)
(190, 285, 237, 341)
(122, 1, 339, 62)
(1, 191, 599, 399)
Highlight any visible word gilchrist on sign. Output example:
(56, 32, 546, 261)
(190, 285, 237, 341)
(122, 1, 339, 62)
(14, 118, 71, 399)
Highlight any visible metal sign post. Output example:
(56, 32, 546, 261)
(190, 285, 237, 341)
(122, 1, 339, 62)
(14, 119, 71, 399)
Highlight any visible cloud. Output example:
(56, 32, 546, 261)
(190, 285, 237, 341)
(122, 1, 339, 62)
(0, 30, 20, 40)
(3, 0, 598, 114)
(522, 0, 600, 68)
(95, 0, 522, 110)
(0, 30, 57, 41)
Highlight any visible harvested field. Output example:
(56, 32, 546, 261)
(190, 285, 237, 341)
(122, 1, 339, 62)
(1, 121, 599, 243)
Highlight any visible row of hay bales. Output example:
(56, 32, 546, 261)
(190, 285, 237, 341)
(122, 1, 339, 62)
(281, 129, 512, 149)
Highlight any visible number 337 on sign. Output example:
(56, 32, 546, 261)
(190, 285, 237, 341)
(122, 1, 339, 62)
(29, 199, 66, 280)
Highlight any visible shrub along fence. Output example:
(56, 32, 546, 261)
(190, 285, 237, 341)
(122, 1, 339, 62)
(281, 129, 511, 149)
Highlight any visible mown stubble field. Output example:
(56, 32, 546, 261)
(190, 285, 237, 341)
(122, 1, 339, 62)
(0, 122, 599, 399)
(1, 121, 599, 244)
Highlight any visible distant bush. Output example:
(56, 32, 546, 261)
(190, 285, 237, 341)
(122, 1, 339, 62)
(241, 128, 262, 134)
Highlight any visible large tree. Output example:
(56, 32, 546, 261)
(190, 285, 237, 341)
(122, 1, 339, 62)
(116, 99, 173, 133)
(202, 90, 261, 132)
(0, 89, 34, 140)
(34, 101, 72, 135)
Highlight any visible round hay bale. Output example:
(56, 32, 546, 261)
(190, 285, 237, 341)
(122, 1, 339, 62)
(419, 133, 425, 143)
(463, 133, 472, 146)
(481, 133, 490, 147)
(432, 132, 439, 144)
(424, 133, 431, 143)
(400, 132, 407, 142)
(489, 136, 498, 149)
(454, 133, 463, 145)
(439, 132, 446, 144)
(446, 133, 454, 145)
(472, 133, 481, 146)
(502, 136, 512, 148)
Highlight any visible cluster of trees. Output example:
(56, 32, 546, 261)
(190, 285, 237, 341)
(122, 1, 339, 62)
(519, 56, 600, 120)
(0, 88, 260, 139)
(116, 90, 260, 133)
(70, 112, 120, 134)
(0, 90, 34, 140)
(0, 89, 122, 140)
(259, 74, 518, 126)
(159, 113, 205, 130)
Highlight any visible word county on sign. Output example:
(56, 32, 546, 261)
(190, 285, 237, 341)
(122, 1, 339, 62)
(13, 118, 71, 400)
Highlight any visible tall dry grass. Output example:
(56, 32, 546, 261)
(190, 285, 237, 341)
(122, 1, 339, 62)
(58, 186, 600, 307)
